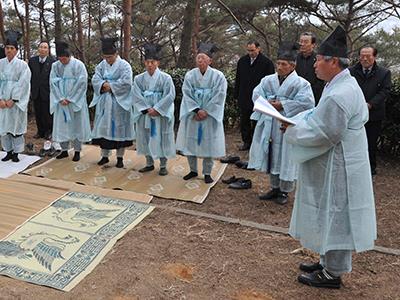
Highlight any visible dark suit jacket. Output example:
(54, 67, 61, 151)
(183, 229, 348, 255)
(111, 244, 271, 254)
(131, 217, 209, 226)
(0, 47, 5, 59)
(296, 52, 324, 105)
(234, 53, 275, 110)
(349, 62, 392, 122)
(28, 55, 56, 101)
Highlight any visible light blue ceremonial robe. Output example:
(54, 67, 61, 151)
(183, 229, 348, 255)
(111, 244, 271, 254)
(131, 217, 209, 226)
(50, 57, 91, 143)
(248, 71, 314, 181)
(176, 66, 227, 158)
(132, 68, 176, 159)
(89, 56, 135, 141)
(0, 57, 31, 135)
(285, 69, 376, 254)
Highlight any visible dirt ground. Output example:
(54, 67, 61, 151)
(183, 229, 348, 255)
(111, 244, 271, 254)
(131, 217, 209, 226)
(0, 120, 399, 299)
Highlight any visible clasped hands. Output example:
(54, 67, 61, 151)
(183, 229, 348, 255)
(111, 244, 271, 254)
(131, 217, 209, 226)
(0, 99, 15, 109)
(101, 81, 112, 93)
(60, 99, 71, 106)
(193, 109, 208, 121)
(147, 107, 160, 117)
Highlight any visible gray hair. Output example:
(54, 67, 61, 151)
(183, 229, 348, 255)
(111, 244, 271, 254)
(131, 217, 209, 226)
(322, 55, 350, 69)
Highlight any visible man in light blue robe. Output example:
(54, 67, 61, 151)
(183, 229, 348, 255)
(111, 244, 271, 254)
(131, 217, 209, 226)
(248, 42, 314, 205)
(50, 41, 91, 162)
(176, 43, 227, 184)
(90, 37, 134, 168)
(284, 26, 376, 289)
(132, 44, 176, 176)
(0, 30, 31, 163)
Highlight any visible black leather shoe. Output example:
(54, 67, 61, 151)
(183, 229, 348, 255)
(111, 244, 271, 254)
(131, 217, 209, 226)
(238, 143, 250, 151)
(116, 158, 124, 168)
(222, 176, 244, 184)
(56, 151, 69, 159)
(299, 262, 323, 273)
(298, 269, 341, 289)
(1, 151, 13, 162)
(98, 157, 109, 165)
(228, 178, 252, 189)
(259, 188, 280, 200)
(12, 152, 20, 163)
(72, 151, 80, 162)
(235, 160, 248, 169)
(274, 192, 288, 205)
(183, 171, 198, 180)
(139, 165, 154, 173)
(204, 175, 214, 184)
(220, 155, 240, 164)
(159, 167, 168, 176)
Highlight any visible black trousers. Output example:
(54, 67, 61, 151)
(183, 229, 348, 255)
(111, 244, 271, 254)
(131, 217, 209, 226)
(239, 107, 256, 145)
(365, 120, 382, 172)
(33, 93, 53, 136)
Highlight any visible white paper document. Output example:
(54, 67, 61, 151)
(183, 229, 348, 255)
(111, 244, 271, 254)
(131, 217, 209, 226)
(253, 96, 296, 125)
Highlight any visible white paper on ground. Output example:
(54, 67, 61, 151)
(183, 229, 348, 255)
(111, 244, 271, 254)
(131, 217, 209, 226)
(0, 152, 41, 178)
(253, 96, 297, 125)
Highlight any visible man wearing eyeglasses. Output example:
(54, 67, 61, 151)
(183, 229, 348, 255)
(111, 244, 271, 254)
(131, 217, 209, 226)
(234, 41, 274, 151)
(349, 46, 391, 176)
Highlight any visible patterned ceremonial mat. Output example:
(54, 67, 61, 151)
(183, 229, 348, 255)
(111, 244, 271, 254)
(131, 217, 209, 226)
(24, 145, 227, 203)
(0, 191, 153, 291)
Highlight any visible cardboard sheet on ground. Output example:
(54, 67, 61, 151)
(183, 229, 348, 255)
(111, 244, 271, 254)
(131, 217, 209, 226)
(0, 151, 41, 178)
(0, 175, 152, 239)
(0, 190, 153, 291)
(23, 146, 227, 203)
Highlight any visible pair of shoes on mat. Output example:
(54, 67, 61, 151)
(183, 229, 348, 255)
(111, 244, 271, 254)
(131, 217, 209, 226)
(220, 155, 240, 164)
(297, 263, 341, 289)
(183, 171, 213, 184)
(56, 151, 80, 162)
(139, 165, 168, 176)
(97, 157, 123, 168)
(1, 151, 19, 163)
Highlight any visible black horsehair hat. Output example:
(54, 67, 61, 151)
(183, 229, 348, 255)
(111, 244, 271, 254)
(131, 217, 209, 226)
(317, 25, 348, 58)
(144, 43, 162, 60)
(197, 42, 218, 58)
(5, 30, 22, 49)
(55, 41, 71, 57)
(277, 41, 299, 62)
(101, 37, 119, 55)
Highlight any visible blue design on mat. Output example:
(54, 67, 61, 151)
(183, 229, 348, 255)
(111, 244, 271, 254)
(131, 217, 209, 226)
(0, 192, 151, 291)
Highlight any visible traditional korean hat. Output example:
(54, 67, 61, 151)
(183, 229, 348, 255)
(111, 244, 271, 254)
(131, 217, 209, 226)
(4, 30, 22, 49)
(144, 43, 162, 60)
(55, 41, 71, 57)
(197, 42, 218, 58)
(317, 25, 348, 58)
(277, 41, 299, 62)
(101, 37, 119, 55)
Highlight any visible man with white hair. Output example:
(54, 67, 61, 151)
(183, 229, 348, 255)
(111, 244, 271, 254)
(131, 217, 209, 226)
(176, 42, 227, 184)
(284, 26, 376, 289)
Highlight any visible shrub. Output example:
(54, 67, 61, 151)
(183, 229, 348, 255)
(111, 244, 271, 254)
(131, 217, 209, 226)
(380, 76, 400, 156)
